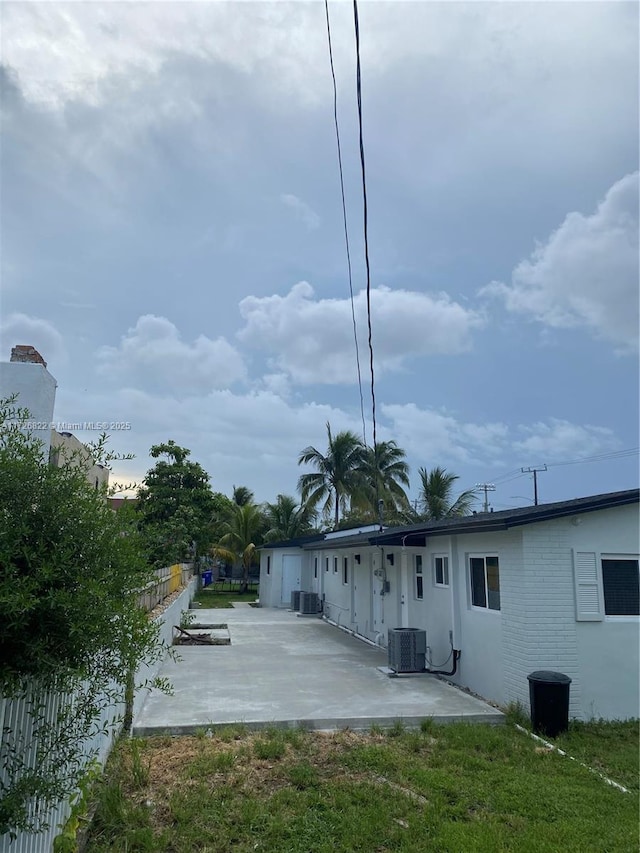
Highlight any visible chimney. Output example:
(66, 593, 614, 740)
(10, 345, 47, 367)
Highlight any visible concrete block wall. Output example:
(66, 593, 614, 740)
(502, 519, 582, 716)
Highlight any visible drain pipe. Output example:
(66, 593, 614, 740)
(425, 649, 461, 677)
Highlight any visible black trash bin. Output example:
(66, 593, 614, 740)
(527, 671, 572, 737)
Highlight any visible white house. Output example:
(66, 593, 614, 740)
(259, 490, 640, 721)
(0, 345, 57, 456)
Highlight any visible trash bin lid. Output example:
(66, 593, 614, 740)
(527, 670, 572, 684)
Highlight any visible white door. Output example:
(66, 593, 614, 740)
(371, 551, 384, 639)
(281, 554, 301, 606)
(353, 557, 371, 639)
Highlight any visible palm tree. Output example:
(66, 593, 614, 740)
(417, 466, 476, 520)
(355, 440, 411, 522)
(298, 422, 366, 529)
(212, 503, 264, 592)
(232, 485, 254, 507)
(263, 494, 316, 543)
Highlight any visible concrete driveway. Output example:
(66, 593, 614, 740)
(133, 605, 502, 735)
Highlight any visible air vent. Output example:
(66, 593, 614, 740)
(388, 628, 426, 673)
(299, 591, 319, 615)
(290, 590, 302, 610)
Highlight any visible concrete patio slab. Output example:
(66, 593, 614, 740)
(133, 605, 503, 736)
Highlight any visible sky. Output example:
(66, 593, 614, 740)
(1, 0, 638, 511)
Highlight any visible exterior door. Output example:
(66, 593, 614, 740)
(371, 550, 384, 640)
(352, 555, 371, 639)
(281, 554, 301, 606)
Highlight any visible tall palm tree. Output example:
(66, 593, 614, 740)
(298, 422, 365, 528)
(232, 485, 254, 507)
(355, 440, 411, 521)
(212, 502, 264, 592)
(417, 466, 476, 520)
(262, 494, 316, 543)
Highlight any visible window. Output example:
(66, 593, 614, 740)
(333, 556, 338, 574)
(325, 557, 329, 573)
(343, 557, 349, 585)
(470, 556, 500, 611)
(415, 555, 423, 600)
(434, 555, 449, 587)
(602, 558, 639, 616)
(266, 555, 271, 576)
(314, 557, 318, 579)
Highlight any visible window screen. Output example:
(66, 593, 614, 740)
(602, 559, 639, 616)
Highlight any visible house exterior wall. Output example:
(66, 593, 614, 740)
(259, 501, 638, 720)
(50, 430, 109, 490)
(259, 548, 308, 608)
(569, 504, 639, 720)
(0, 361, 57, 456)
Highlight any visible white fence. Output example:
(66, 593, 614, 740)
(0, 577, 195, 853)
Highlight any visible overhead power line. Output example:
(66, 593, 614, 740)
(323, 0, 367, 446)
(352, 0, 378, 450)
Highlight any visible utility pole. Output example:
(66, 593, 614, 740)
(521, 465, 547, 505)
(475, 483, 496, 512)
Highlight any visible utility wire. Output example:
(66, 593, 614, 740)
(352, 0, 377, 451)
(463, 447, 640, 496)
(324, 0, 367, 446)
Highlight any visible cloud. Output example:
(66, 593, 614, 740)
(383, 403, 619, 469)
(513, 419, 619, 461)
(280, 194, 321, 230)
(97, 315, 246, 395)
(238, 282, 482, 385)
(482, 173, 639, 351)
(383, 403, 509, 465)
(53, 383, 363, 501)
(0, 313, 66, 367)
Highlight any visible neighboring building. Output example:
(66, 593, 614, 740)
(50, 430, 109, 490)
(1, 345, 107, 489)
(260, 490, 640, 721)
(0, 345, 57, 456)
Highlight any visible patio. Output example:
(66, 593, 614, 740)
(133, 605, 503, 736)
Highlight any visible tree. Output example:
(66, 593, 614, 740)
(212, 503, 264, 592)
(232, 485, 254, 507)
(417, 466, 476, 520)
(298, 422, 366, 528)
(354, 440, 411, 523)
(263, 494, 316, 543)
(137, 440, 215, 567)
(0, 397, 163, 835)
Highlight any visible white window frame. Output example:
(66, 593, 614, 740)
(601, 553, 639, 621)
(325, 557, 329, 573)
(433, 554, 450, 588)
(468, 553, 501, 613)
(314, 556, 318, 579)
(414, 554, 424, 600)
(343, 557, 349, 586)
(333, 556, 339, 574)
(266, 555, 271, 576)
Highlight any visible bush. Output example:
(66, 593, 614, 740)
(0, 398, 165, 834)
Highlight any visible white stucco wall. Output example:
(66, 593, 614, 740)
(0, 361, 57, 456)
(570, 504, 639, 720)
(259, 548, 308, 608)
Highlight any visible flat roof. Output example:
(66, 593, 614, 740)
(291, 488, 639, 551)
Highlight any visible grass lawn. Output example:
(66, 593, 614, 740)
(191, 589, 258, 608)
(86, 720, 639, 852)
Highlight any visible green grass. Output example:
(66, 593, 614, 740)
(86, 720, 639, 852)
(191, 589, 258, 608)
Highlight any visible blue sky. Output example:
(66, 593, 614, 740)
(1, 1, 638, 510)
